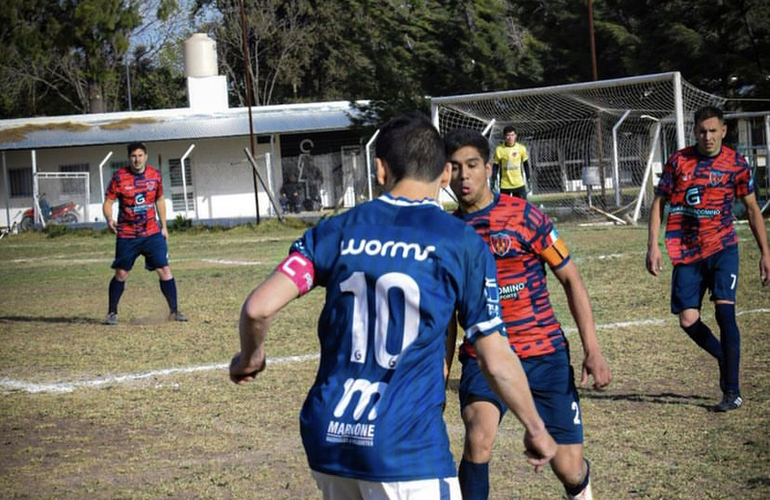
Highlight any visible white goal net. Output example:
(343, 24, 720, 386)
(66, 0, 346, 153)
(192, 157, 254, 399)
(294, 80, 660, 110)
(29, 172, 90, 229)
(431, 72, 724, 223)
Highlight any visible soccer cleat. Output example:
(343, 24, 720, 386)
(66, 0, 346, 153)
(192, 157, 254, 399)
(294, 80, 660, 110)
(170, 311, 189, 322)
(103, 312, 118, 326)
(713, 392, 742, 412)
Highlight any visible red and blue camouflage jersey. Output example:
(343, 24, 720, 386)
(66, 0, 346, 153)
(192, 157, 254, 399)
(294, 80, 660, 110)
(105, 165, 164, 238)
(457, 194, 570, 360)
(656, 145, 754, 265)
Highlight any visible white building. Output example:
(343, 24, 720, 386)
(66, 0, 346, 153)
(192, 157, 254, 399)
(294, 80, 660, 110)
(0, 34, 371, 230)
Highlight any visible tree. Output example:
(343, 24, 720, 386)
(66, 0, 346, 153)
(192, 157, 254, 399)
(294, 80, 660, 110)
(0, 0, 180, 117)
(125, 43, 188, 110)
(0, 0, 72, 116)
(194, 0, 317, 107)
(601, 0, 770, 107)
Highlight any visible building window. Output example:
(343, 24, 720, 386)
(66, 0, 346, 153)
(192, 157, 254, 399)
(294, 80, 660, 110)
(9, 167, 32, 197)
(169, 158, 193, 187)
(171, 192, 194, 212)
(60, 163, 90, 194)
(109, 161, 123, 176)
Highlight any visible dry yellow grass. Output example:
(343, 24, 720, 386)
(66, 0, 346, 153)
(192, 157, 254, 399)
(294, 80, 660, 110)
(0, 222, 768, 499)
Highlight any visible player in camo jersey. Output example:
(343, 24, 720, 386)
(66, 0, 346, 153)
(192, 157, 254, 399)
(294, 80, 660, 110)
(647, 106, 770, 412)
(229, 112, 556, 500)
(102, 142, 187, 325)
(445, 128, 611, 500)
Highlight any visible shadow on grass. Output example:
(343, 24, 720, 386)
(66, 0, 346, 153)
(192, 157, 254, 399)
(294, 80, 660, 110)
(448, 379, 716, 410)
(0, 315, 176, 325)
(0, 315, 103, 325)
(580, 390, 715, 410)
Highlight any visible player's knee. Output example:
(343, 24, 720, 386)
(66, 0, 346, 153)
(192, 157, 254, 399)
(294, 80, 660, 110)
(156, 266, 172, 280)
(552, 456, 587, 489)
(678, 310, 699, 329)
(463, 430, 494, 461)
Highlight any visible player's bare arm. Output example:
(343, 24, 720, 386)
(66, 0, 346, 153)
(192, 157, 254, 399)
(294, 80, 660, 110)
(742, 192, 770, 286)
(156, 194, 169, 239)
(230, 271, 300, 384)
(102, 198, 117, 234)
(552, 260, 612, 389)
(646, 195, 666, 276)
(473, 331, 557, 471)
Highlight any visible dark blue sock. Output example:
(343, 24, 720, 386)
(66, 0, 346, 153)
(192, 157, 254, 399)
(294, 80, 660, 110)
(159, 278, 178, 312)
(108, 277, 125, 314)
(715, 303, 740, 394)
(682, 319, 723, 362)
(459, 458, 489, 500)
(565, 459, 590, 496)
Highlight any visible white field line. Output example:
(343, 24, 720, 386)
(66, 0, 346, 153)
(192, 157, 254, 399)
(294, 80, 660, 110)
(3, 309, 768, 395)
(1, 353, 319, 395)
(6, 256, 264, 265)
(200, 258, 264, 266)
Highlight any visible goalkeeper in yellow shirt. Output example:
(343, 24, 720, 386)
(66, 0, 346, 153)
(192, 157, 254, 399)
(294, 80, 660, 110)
(493, 126, 532, 199)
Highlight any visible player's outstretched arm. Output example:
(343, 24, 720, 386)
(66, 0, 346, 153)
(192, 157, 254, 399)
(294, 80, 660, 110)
(230, 271, 300, 385)
(742, 193, 770, 287)
(646, 195, 666, 276)
(474, 332, 557, 471)
(552, 260, 611, 389)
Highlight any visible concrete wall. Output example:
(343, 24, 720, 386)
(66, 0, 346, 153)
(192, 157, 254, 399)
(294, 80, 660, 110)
(0, 136, 281, 228)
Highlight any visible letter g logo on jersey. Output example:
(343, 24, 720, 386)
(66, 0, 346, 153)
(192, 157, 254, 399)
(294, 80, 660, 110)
(685, 187, 701, 206)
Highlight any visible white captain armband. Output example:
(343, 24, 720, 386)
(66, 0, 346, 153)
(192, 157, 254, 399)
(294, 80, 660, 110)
(276, 252, 315, 296)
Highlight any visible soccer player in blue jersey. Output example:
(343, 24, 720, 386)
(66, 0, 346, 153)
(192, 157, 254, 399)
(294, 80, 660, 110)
(647, 106, 770, 412)
(229, 112, 557, 500)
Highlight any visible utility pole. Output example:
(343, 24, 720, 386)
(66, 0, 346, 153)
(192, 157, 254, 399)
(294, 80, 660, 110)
(588, 0, 607, 203)
(240, 0, 260, 224)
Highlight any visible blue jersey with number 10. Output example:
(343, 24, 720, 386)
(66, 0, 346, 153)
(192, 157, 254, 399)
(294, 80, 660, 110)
(289, 194, 503, 482)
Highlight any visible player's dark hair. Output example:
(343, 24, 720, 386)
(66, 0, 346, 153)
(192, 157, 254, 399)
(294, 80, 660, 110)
(503, 125, 517, 135)
(127, 142, 147, 156)
(375, 111, 445, 183)
(694, 106, 724, 125)
(444, 128, 491, 163)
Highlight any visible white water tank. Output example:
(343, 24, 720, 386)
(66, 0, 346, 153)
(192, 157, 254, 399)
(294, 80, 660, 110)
(184, 33, 218, 78)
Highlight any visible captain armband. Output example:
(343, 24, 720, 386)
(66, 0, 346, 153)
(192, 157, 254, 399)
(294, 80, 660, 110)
(540, 237, 571, 269)
(276, 252, 315, 296)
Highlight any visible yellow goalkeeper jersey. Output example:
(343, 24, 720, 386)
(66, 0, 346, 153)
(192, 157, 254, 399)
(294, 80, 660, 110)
(494, 142, 529, 189)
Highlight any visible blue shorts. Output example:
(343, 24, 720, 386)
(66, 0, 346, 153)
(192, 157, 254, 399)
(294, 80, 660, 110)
(458, 348, 583, 445)
(671, 245, 739, 314)
(112, 233, 169, 271)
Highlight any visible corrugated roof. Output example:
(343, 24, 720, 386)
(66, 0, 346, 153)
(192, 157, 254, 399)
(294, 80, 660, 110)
(0, 101, 366, 151)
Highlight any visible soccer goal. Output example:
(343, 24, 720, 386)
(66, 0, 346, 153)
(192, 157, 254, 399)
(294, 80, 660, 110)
(30, 171, 90, 229)
(431, 72, 724, 223)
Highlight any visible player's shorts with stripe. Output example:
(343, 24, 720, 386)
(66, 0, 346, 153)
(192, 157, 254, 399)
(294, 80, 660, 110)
(459, 348, 583, 445)
(311, 471, 461, 500)
(670, 244, 739, 313)
(112, 232, 169, 271)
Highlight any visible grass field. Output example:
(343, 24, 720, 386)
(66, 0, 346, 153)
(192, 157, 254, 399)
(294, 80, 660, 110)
(1, 219, 768, 499)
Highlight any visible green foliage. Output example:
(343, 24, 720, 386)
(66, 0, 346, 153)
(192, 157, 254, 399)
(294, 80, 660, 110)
(1, 0, 768, 118)
(171, 214, 193, 232)
(41, 223, 70, 238)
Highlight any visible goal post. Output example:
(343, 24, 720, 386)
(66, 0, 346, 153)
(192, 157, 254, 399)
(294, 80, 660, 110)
(430, 71, 724, 223)
(33, 172, 90, 228)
